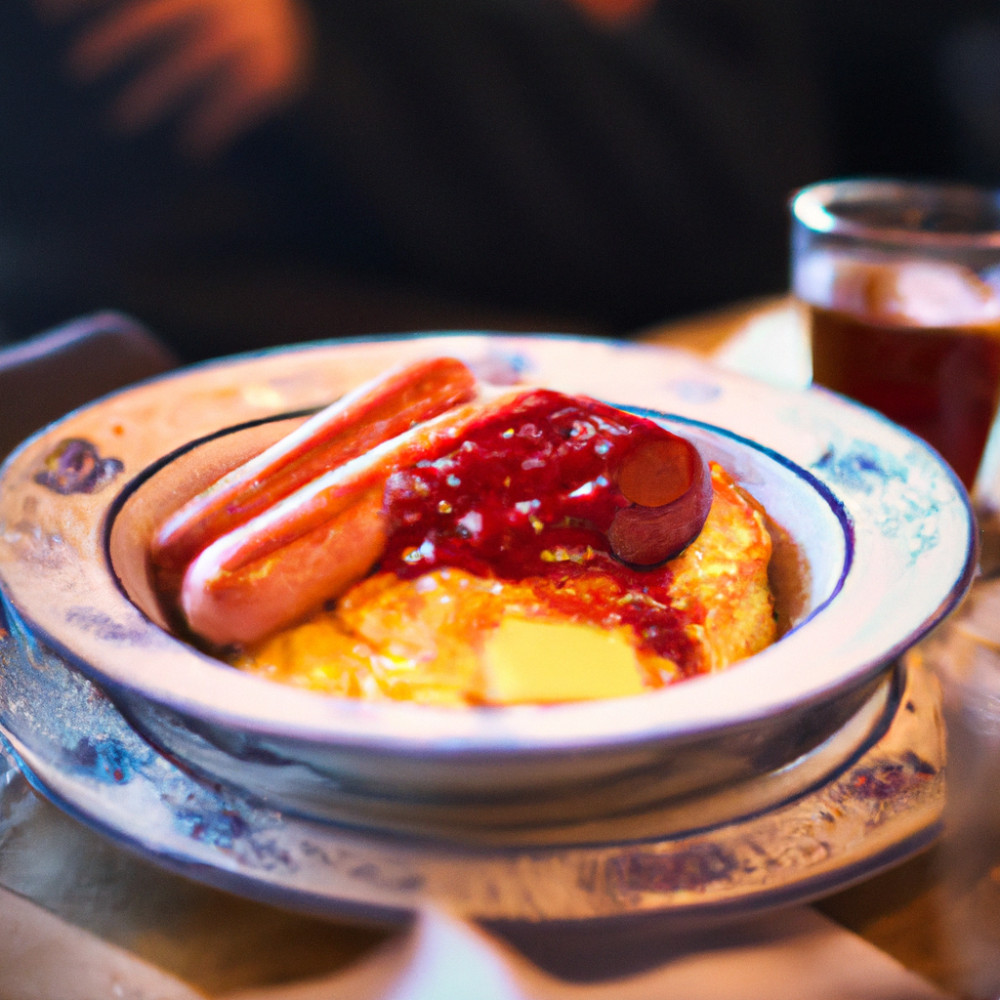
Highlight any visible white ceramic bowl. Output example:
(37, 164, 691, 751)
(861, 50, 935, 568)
(0, 333, 976, 836)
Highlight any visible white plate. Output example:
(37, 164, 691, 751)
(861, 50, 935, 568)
(0, 333, 976, 833)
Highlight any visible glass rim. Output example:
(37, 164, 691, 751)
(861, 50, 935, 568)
(790, 177, 1000, 249)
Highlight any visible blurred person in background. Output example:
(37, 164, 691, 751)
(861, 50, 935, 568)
(0, 0, 997, 360)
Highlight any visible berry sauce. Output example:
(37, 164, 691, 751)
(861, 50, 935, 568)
(380, 389, 701, 669)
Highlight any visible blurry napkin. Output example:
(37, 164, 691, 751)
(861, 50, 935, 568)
(0, 887, 951, 1000)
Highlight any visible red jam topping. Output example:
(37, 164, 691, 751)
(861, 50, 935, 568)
(380, 390, 701, 669)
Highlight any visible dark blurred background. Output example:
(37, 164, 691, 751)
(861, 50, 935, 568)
(1, 0, 998, 362)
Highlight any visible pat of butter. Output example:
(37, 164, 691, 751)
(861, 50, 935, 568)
(479, 616, 645, 704)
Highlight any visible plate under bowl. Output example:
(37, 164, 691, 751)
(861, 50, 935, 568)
(0, 333, 976, 834)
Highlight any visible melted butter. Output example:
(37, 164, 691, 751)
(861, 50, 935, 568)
(479, 616, 646, 704)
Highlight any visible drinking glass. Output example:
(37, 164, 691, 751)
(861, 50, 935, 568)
(790, 178, 1000, 492)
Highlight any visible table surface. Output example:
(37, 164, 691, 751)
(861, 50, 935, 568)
(0, 298, 990, 999)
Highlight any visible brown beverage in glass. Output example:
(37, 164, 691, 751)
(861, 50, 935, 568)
(791, 180, 1000, 491)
